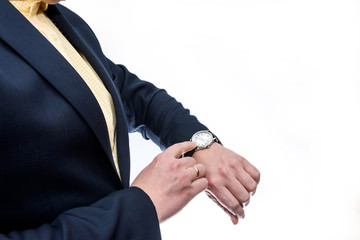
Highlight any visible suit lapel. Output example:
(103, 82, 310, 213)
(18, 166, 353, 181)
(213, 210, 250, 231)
(46, 5, 131, 186)
(0, 1, 129, 184)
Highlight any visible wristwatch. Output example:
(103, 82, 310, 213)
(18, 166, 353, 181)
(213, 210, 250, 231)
(182, 130, 221, 157)
(191, 130, 220, 149)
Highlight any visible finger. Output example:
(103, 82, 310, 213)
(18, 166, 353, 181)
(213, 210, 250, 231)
(226, 177, 251, 204)
(205, 190, 239, 225)
(244, 198, 250, 207)
(236, 169, 258, 193)
(166, 141, 197, 158)
(190, 177, 208, 196)
(251, 188, 257, 197)
(244, 161, 261, 184)
(220, 189, 244, 218)
(208, 186, 245, 218)
(186, 163, 206, 181)
(181, 178, 208, 204)
(181, 156, 197, 169)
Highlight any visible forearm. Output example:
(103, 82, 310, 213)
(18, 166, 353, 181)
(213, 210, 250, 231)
(109, 61, 207, 149)
(141, 90, 207, 149)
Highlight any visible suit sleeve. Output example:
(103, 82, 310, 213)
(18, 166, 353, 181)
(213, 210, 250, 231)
(107, 61, 208, 150)
(0, 188, 161, 240)
(54, 4, 207, 150)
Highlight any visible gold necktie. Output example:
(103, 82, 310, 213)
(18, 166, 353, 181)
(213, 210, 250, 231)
(10, 0, 120, 177)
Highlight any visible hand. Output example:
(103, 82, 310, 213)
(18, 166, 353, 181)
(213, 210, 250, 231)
(131, 141, 208, 223)
(193, 143, 260, 224)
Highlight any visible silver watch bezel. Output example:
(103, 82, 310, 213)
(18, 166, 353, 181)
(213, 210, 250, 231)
(190, 130, 216, 150)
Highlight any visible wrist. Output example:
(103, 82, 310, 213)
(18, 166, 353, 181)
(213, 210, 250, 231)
(183, 130, 221, 157)
(193, 142, 222, 158)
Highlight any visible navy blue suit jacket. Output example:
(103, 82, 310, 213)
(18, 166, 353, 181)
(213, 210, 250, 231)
(0, 1, 207, 239)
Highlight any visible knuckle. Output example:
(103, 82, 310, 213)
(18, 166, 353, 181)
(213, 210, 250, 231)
(247, 182, 257, 192)
(171, 161, 182, 170)
(240, 192, 250, 203)
(229, 200, 241, 212)
(253, 169, 261, 181)
(207, 176, 220, 188)
(153, 154, 162, 163)
(230, 155, 245, 169)
(235, 155, 246, 163)
(217, 167, 229, 178)
(198, 164, 206, 176)
(184, 188, 195, 200)
(176, 173, 186, 184)
(186, 157, 196, 166)
(202, 178, 209, 189)
(228, 161, 238, 171)
(181, 172, 191, 183)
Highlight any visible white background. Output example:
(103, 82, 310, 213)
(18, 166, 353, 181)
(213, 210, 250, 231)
(63, 1, 360, 239)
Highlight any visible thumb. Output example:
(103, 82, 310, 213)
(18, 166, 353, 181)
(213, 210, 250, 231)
(166, 141, 197, 158)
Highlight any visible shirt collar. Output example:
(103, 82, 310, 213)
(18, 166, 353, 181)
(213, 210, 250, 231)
(9, 0, 48, 17)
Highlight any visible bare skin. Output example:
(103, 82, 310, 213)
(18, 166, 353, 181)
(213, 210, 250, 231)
(193, 143, 260, 224)
(131, 142, 208, 222)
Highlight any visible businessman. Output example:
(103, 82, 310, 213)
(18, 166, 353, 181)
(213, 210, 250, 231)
(0, 0, 260, 239)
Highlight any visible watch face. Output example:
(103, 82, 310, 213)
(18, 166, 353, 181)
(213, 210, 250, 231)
(192, 131, 213, 148)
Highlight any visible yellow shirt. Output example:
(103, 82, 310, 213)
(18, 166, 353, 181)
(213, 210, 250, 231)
(9, 0, 120, 176)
